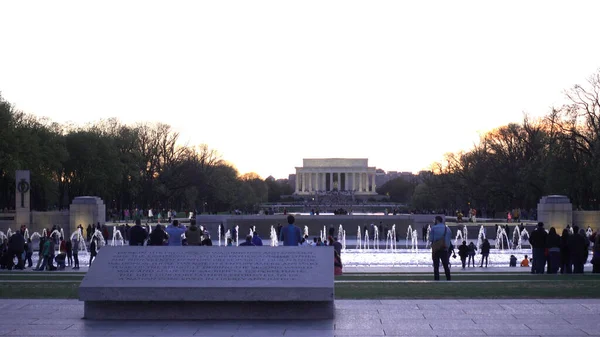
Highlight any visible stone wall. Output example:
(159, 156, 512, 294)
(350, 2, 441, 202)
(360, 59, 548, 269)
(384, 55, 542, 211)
(573, 211, 600, 229)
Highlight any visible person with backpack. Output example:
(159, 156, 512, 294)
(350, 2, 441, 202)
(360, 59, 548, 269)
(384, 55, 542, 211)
(428, 216, 452, 281)
(467, 242, 477, 268)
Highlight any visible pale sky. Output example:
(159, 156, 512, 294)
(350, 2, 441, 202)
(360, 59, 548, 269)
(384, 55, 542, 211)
(1, 1, 599, 179)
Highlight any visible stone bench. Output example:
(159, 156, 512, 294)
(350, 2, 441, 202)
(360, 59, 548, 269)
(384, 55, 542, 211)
(78, 246, 334, 320)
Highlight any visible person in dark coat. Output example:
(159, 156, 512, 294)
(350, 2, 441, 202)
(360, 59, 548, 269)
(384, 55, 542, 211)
(65, 239, 73, 267)
(89, 238, 97, 266)
(569, 225, 587, 273)
(546, 227, 561, 274)
(592, 234, 600, 273)
(458, 241, 468, 269)
(529, 222, 548, 274)
(467, 242, 477, 268)
(129, 219, 148, 246)
(201, 231, 213, 246)
(239, 235, 255, 246)
(149, 224, 168, 246)
(7, 231, 25, 270)
(480, 239, 491, 268)
(560, 229, 572, 274)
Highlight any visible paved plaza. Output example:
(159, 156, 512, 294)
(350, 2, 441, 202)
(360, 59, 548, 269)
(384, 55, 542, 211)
(1, 299, 600, 336)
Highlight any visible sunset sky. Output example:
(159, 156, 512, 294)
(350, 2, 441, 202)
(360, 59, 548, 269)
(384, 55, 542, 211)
(1, 1, 599, 179)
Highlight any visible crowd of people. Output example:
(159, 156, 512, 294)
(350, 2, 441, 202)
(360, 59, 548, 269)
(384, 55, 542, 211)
(428, 219, 600, 281)
(0, 225, 82, 271)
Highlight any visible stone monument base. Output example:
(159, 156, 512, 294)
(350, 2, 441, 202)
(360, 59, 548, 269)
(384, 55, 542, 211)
(84, 301, 334, 320)
(79, 246, 335, 321)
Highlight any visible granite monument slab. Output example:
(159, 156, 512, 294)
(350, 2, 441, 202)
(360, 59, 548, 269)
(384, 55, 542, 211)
(79, 246, 334, 320)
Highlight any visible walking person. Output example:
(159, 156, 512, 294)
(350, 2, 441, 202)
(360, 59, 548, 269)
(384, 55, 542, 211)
(569, 226, 587, 273)
(65, 239, 73, 267)
(467, 242, 477, 268)
(592, 234, 600, 273)
(560, 228, 572, 274)
(546, 227, 561, 274)
(72, 236, 80, 270)
(458, 241, 468, 269)
(529, 222, 548, 274)
(25, 238, 33, 268)
(428, 216, 452, 281)
(89, 238, 98, 266)
(166, 220, 186, 246)
(480, 239, 490, 268)
(279, 215, 302, 246)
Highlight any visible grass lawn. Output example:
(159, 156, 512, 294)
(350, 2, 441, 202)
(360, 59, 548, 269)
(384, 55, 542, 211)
(2, 271, 600, 300)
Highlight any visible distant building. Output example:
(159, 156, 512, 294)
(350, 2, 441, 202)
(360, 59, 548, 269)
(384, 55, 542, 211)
(294, 158, 377, 195)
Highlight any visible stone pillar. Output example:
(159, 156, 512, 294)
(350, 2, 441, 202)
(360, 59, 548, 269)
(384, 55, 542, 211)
(295, 171, 300, 193)
(371, 173, 376, 193)
(70, 196, 106, 234)
(359, 173, 363, 192)
(329, 172, 333, 191)
(15, 170, 31, 226)
(314, 172, 319, 192)
(537, 195, 572, 233)
(301, 172, 306, 192)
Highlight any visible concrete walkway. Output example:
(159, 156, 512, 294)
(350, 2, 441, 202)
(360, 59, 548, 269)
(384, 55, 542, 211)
(1, 299, 599, 336)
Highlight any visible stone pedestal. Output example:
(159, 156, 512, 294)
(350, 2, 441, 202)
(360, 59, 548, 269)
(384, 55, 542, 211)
(79, 246, 335, 320)
(69, 196, 106, 235)
(537, 195, 572, 233)
(15, 170, 31, 226)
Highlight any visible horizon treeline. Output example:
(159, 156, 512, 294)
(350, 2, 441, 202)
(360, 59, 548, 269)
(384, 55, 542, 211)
(409, 70, 600, 212)
(0, 98, 292, 212)
(1, 69, 599, 213)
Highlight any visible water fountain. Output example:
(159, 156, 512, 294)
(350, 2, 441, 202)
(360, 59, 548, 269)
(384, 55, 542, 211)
(373, 225, 380, 250)
(476, 225, 486, 249)
(90, 229, 106, 247)
(356, 226, 362, 250)
(586, 226, 593, 237)
(386, 225, 397, 251)
(520, 227, 530, 247)
(495, 225, 509, 250)
(6, 228, 13, 238)
(23, 228, 30, 240)
(218, 225, 222, 246)
(111, 229, 124, 246)
(425, 224, 431, 248)
(30, 231, 41, 242)
(224, 229, 231, 246)
(405, 225, 416, 249)
(235, 225, 239, 246)
(270, 226, 279, 247)
(304, 225, 309, 237)
(70, 228, 88, 254)
(0, 231, 7, 242)
(322, 226, 326, 242)
(363, 230, 370, 249)
(453, 228, 465, 247)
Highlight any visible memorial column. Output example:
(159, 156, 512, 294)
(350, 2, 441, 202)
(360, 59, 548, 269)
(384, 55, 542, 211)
(295, 171, 300, 193)
(301, 172, 306, 192)
(329, 172, 333, 191)
(371, 173, 376, 193)
(359, 172, 363, 192)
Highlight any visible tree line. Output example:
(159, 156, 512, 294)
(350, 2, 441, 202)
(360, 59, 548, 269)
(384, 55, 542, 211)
(405, 70, 600, 213)
(0, 97, 292, 213)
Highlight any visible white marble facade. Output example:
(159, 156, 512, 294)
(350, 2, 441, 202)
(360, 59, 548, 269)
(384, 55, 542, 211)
(294, 158, 377, 195)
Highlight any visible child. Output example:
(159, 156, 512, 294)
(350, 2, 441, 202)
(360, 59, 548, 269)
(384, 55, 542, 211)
(521, 255, 530, 267)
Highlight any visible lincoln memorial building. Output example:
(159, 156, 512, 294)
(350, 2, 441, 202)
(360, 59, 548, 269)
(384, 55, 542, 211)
(294, 158, 377, 195)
